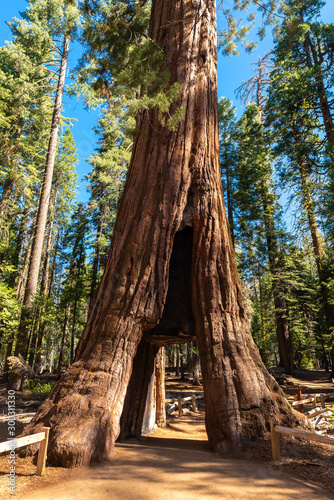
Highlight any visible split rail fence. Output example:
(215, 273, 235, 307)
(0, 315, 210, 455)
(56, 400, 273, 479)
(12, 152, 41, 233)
(0, 427, 50, 476)
(270, 389, 334, 460)
(270, 420, 334, 460)
(165, 394, 202, 416)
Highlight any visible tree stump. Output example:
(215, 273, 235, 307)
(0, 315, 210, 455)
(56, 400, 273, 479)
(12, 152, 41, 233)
(7, 355, 35, 391)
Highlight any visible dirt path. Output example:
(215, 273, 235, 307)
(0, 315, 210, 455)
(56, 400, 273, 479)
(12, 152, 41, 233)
(15, 438, 334, 500)
(1, 371, 334, 499)
(5, 412, 334, 500)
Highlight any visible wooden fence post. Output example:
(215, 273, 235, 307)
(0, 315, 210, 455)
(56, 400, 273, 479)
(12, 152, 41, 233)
(270, 420, 281, 461)
(297, 389, 304, 413)
(320, 396, 325, 408)
(312, 396, 317, 409)
(191, 394, 197, 412)
(178, 396, 182, 417)
(36, 427, 50, 476)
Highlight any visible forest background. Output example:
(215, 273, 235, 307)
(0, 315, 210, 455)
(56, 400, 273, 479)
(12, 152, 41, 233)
(0, 0, 333, 382)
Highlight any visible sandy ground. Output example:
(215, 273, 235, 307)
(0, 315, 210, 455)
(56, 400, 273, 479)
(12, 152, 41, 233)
(0, 412, 333, 500)
(1, 370, 334, 499)
(12, 438, 334, 500)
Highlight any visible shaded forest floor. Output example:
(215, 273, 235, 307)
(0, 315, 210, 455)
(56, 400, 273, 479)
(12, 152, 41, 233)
(0, 369, 334, 498)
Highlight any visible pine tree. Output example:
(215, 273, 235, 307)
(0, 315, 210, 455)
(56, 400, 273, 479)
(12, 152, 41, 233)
(15, 0, 80, 358)
(218, 97, 238, 247)
(266, 29, 334, 373)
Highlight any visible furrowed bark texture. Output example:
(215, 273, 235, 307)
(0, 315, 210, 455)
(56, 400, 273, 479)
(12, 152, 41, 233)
(23, 0, 298, 466)
(119, 339, 158, 438)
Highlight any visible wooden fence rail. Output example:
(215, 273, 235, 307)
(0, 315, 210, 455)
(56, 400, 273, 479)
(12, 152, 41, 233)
(0, 427, 50, 476)
(291, 396, 317, 408)
(306, 407, 331, 419)
(290, 392, 333, 414)
(166, 394, 202, 415)
(270, 420, 334, 460)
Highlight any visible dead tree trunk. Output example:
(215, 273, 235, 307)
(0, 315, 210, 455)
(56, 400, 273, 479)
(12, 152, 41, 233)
(22, 0, 299, 466)
(155, 347, 166, 428)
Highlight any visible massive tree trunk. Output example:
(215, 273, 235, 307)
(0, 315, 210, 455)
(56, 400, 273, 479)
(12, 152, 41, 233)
(23, 0, 298, 466)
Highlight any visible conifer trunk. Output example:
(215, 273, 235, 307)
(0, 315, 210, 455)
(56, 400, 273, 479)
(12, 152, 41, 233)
(260, 185, 294, 374)
(298, 159, 334, 374)
(155, 347, 166, 428)
(15, 36, 69, 357)
(22, 0, 298, 466)
(302, 26, 334, 145)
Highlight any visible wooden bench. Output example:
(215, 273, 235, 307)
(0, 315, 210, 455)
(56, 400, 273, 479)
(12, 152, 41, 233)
(0, 427, 50, 476)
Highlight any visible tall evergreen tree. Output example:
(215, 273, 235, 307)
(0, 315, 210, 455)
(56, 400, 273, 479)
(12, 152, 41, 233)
(266, 23, 334, 373)
(15, 0, 80, 358)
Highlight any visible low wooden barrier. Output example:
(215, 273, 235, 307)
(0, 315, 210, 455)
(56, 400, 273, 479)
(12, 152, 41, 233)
(306, 407, 331, 419)
(178, 394, 198, 414)
(291, 395, 317, 412)
(270, 420, 334, 460)
(0, 427, 50, 476)
(166, 394, 201, 415)
(290, 392, 330, 413)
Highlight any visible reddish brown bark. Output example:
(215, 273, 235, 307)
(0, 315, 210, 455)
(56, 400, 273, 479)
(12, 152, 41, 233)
(120, 339, 158, 439)
(22, 0, 299, 466)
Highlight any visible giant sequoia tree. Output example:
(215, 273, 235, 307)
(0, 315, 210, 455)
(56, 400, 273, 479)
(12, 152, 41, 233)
(24, 0, 298, 466)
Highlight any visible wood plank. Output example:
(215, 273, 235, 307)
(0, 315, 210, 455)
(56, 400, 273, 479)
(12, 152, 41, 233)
(291, 398, 317, 406)
(306, 408, 331, 419)
(0, 432, 46, 454)
(178, 396, 182, 417)
(274, 425, 334, 446)
(36, 427, 50, 476)
(270, 420, 281, 460)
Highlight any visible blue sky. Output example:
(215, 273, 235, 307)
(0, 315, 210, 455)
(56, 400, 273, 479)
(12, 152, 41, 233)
(1, 1, 333, 203)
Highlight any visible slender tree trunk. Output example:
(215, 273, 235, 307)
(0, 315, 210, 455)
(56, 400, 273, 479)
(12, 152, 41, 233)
(0, 171, 16, 241)
(90, 212, 102, 304)
(29, 216, 55, 367)
(58, 307, 69, 371)
(155, 347, 166, 428)
(302, 32, 334, 146)
(22, 0, 298, 466)
(70, 298, 78, 365)
(260, 183, 294, 374)
(15, 212, 34, 303)
(192, 345, 201, 386)
(175, 346, 180, 378)
(253, 80, 294, 374)
(298, 159, 334, 374)
(15, 36, 70, 357)
(8, 201, 30, 286)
